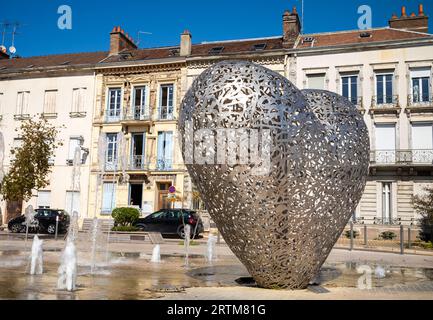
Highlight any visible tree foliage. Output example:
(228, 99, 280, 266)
(0, 118, 62, 202)
(413, 187, 433, 242)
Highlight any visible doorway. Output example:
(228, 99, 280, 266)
(129, 184, 143, 209)
(157, 182, 171, 210)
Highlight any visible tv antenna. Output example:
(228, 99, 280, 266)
(136, 31, 152, 47)
(0, 21, 10, 53)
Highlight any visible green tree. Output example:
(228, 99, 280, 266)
(413, 187, 433, 242)
(0, 119, 62, 207)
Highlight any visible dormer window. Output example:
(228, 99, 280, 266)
(359, 32, 372, 38)
(252, 43, 267, 51)
(208, 46, 224, 55)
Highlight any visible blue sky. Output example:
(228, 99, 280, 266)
(1, 0, 432, 57)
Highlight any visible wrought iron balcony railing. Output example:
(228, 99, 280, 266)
(370, 149, 433, 165)
(371, 95, 399, 108)
(129, 155, 149, 170)
(122, 106, 151, 122)
(105, 109, 121, 123)
(407, 94, 433, 107)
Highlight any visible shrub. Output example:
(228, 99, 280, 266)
(111, 207, 140, 227)
(379, 231, 397, 240)
(111, 226, 139, 232)
(344, 230, 360, 239)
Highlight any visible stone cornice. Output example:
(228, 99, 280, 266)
(97, 62, 185, 75)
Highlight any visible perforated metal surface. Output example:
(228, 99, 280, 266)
(179, 61, 369, 289)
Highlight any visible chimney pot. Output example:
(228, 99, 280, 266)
(410, 12, 416, 17)
(401, 6, 407, 17)
(292, 6, 297, 14)
(391, 13, 398, 19)
(419, 4, 425, 16)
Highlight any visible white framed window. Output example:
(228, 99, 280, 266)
(381, 182, 393, 224)
(341, 74, 359, 105)
(159, 84, 174, 120)
(106, 133, 118, 170)
(0, 92, 3, 115)
(132, 86, 150, 120)
(16, 91, 30, 115)
(375, 72, 394, 104)
(106, 88, 122, 122)
(37, 191, 51, 209)
(43, 90, 57, 114)
(102, 183, 116, 214)
(410, 68, 431, 103)
(66, 191, 80, 215)
(307, 74, 325, 90)
(68, 137, 82, 161)
(374, 124, 396, 164)
(157, 131, 173, 170)
(72, 87, 87, 113)
(411, 123, 433, 164)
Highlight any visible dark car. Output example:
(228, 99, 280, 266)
(134, 209, 204, 239)
(8, 209, 70, 235)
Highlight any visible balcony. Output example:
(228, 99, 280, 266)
(121, 106, 152, 126)
(406, 94, 433, 114)
(105, 110, 121, 123)
(350, 96, 365, 113)
(369, 95, 401, 115)
(129, 155, 149, 171)
(370, 149, 433, 165)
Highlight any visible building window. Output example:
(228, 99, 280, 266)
(307, 74, 325, 90)
(107, 88, 122, 122)
(102, 183, 116, 214)
(157, 131, 173, 170)
(376, 73, 393, 104)
(0, 92, 3, 118)
(66, 191, 80, 215)
(411, 123, 433, 163)
(37, 191, 51, 209)
(43, 90, 57, 116)
(341, 75, 358, 105)
(131, 132, 146, 170)
(106, 133, 118, 170)
(410, 68, 431, 103)
(374, 124, 396, 164)
(68, 137, 82, 162)
(159, 84, 174, 120)
(15, 91, 30, 118)
(71, 88, 87, 116)
(132, 86, 149, 120)
(381, 182, 393, 224)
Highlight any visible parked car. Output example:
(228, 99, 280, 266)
(134, 209, 204, 239)
(8, 209, 70, 235)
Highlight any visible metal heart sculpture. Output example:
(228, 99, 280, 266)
(179, 60, 369, 289)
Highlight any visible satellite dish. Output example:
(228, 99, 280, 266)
(9, 46, 16, 54)
(0, 46, 6, 53)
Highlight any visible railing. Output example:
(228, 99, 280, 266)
(156, 158, 173, 171)
(371, 95, 399, 108)
(105, 109, 121, 123)
(349, 96, 363, 108)
(370, 149, 433, 165)
(129, 155, 149, 170)
(157, 107, 175, 121)
(407, 94, 433, 107)
(122, 106, 151, 122)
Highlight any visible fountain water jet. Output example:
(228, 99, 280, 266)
(29, 235, 43, 275)
(184, 224, 191, 268)
(151, 245, 161, 263)
(206, 235, 217, 263)
(24, 205, 36, 245)
(57, 237, 77, 292)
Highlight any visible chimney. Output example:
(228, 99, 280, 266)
(180, 30, 192, 57)
(283, 7, 301, 48)
(110, 26, 138, 55)
(389, 4, 429, 33)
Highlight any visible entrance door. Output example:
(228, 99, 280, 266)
(129, 184, 143, 209)
(157, 182, 171, 211)
(375, 124, 396, 163)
